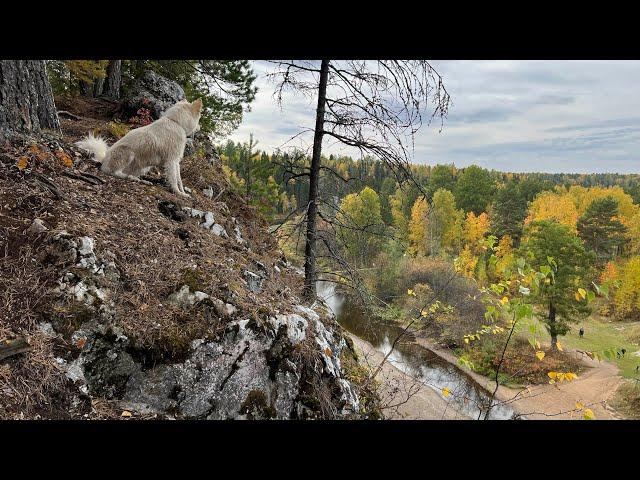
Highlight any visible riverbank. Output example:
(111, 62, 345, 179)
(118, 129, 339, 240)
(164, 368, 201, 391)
(349, 334, 469, 419)
(413, 337, 624, 420)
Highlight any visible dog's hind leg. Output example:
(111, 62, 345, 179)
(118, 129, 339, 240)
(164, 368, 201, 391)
(110, 170, 153, 185)
(103, 149, 152, 185)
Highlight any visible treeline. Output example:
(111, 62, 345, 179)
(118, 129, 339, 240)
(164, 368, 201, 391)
(221, 136, 640, 330)
(220, 137, 640, 223)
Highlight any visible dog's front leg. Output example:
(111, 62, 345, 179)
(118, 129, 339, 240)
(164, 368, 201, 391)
(176, 160, 189, 195)
(166, 160, 189, 197)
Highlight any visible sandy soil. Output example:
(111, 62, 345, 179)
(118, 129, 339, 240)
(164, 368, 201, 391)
(414, 338, 625, 420)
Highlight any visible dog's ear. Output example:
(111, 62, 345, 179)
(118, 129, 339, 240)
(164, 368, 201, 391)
(191, 98, 203, 113)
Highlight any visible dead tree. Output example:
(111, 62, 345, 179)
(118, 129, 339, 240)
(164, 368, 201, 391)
(0, 60, 60, 133)
(268, 60, 450, 300)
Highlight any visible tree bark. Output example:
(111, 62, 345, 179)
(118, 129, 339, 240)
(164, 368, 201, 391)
(303, 60, 330, 300)
(548, 301, 557, 350)
(103, 60, 122, 99)
(93, 76, 105, 97)
(0, 60, 60, 133)
(79, 80, 93, 97)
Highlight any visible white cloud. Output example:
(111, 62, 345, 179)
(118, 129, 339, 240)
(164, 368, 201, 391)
(229, 60, 640, 173)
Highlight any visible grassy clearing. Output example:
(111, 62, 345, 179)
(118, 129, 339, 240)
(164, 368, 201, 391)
(517, 314, 640, 379)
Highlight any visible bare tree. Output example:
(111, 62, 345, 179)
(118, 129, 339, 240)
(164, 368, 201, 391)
(268, 60, 450, 300)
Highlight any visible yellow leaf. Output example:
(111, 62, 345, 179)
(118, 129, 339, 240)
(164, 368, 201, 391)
(407, 289, 415, 297)
(578, 288, 587, 299)
(121, 410, 132, 417)
(557, 341, 564, 352)
(500, 296, 509, 305)
(575, 292, 581, 301)
(583, 408, 595, 420)
(547, 371, 557, 379)
(575, 401, 584, 410)
(548, 379, 556, 385)
(565, 372, 578, 381)
(17, 156, 28, 170)
(535, 351, 545, 361)
(441, 387, 451, 398)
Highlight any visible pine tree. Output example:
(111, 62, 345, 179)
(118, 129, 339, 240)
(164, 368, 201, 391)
(521, 220, 594, 349)
(0, 60, 60, 133)
(577, 196, 627, 262)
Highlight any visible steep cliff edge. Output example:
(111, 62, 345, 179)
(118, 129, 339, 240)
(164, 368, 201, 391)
(0, 99, 375, 420)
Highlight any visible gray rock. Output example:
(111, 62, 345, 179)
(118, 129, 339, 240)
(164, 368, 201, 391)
(25, 218, 48, 235)
(243, 270, 263, 293)
(167, 285, 210, 307)
(211, 298, 237, 318)
(123, 71, 186, 120)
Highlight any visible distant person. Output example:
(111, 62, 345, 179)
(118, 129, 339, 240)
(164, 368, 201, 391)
(579, 327, 584, 339)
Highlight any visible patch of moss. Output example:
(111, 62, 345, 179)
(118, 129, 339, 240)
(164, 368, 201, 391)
(180, 267, 206, 293)
(239, 389, 276, 419)
(340, 347, 383, 419)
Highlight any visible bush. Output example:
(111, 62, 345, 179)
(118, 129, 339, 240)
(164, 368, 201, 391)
(465, 336, 585, 386)
(107, 120, 130, 139)
(610, 382, 640, 419)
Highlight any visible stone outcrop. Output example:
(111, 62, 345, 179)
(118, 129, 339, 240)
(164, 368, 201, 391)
(122, 70, 185, 119)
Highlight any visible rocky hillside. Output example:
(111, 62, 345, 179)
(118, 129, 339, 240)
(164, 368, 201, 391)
(0, 82, 377, 419)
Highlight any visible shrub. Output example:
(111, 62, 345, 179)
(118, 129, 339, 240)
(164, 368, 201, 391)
(107, 120, 130, 139)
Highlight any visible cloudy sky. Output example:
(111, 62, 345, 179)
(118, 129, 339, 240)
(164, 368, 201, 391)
(230, 61, 640, 174)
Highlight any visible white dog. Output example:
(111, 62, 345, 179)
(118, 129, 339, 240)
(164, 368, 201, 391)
(76, 98, 203, 197)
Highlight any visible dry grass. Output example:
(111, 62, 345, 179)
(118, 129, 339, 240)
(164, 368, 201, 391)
(0, 100, 309, 418)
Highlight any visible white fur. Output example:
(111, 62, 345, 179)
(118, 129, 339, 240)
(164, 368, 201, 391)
(75, 99, 203, 197)
(75, 132, 109, 162)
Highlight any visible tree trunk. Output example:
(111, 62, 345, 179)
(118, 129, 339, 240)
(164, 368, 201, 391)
(93, 76, 105, 97)
(103, 60, 122, 99)
(0, 60, 60, 133)
(79, 80, 93, 97)
(548, 301, 558, 350)
(303, 59, 330, 300)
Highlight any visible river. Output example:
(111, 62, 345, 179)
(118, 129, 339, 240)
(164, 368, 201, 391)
(317, 281, 516, 420)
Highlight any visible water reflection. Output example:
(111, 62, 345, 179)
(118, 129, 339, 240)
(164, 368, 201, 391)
(318, 281, 515, 420)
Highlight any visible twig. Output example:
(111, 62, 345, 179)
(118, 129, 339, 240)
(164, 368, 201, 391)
(32, 173, 62, 199)
(60, 170, 104, 185)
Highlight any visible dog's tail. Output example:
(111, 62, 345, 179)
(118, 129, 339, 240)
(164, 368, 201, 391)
(75, 132, 109, 163)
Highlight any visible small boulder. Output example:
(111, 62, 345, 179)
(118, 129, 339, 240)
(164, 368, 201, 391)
(25, 218, 48, 235)
(123, 71, 185, 120)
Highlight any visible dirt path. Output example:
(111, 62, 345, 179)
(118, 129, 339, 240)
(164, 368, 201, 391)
(414, 338, 625, 420)
(349, 334, 469, 419)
